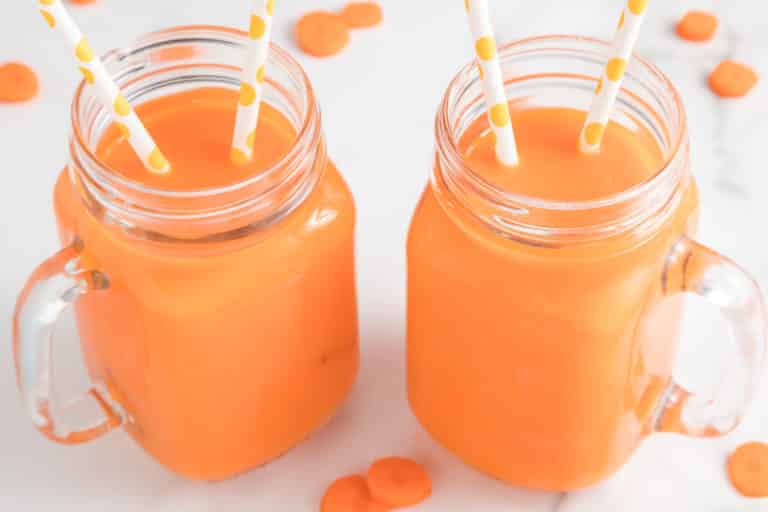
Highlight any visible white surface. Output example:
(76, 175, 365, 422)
(2, 0, 768, 510)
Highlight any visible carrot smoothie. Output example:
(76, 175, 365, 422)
(52, 86, 358, 480)
(407, 103, 699, 490)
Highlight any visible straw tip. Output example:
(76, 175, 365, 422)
(147, 147, 171, 174)
(230, 148, 252, 167)
(494, 139, 519, 168)
(497, 159, 519, 169)
(579, 139, 602, 154)
(580, 122, 606, 153)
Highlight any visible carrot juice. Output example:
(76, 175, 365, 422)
(404, 29, 755, 490)
(408, 102, 699, 490)
(408, 37, 766, 492)
(10, 29, 358, 481)
(50, 85, 358, 480)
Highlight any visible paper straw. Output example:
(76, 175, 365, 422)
(579, 0, 649, 153)
(464, 0, 518, 167)
(37, 0, 169, 174)
(231, 0, 275, 165)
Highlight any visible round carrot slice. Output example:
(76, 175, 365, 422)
(321, 475, 390, 512)
(0, 62, 39, 103)
(728, 442, 768, 498)
(676, 11, 718, 42)
(339, 2, 383, 29)
(367, 457, 431, 508)
(709, 60, 759, 98)
(295, 11, 350, 58)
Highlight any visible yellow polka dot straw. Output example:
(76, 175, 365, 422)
(580, 0, 649, 153)
(37, 0, 170, 174)
(231, 0, 275, 166)
(465, 0, 518, 167)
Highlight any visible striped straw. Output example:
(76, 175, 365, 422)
(37, 0, 169, 174)
(580, 0, 649, 153)
(464, 0, 518, 167)
(231, 0, 275, 165)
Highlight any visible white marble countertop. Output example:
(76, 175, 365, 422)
(2, 0, 768, 510)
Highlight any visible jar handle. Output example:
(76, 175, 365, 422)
(655, 237, 767, 436)
(13, 241, 124, 444)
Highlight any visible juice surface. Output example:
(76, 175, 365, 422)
(55, 87, 358, 480)
(407, 106, 698, 490)
(97, 87, 296, 189)
(462, 107, 663, 201)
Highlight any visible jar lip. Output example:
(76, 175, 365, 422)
(70, 24, 320, 199)
(436, 34, 687, 213)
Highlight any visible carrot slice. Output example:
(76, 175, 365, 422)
(339, 2, 383, 29)
(728, 442, 768, 498)
(676, 11, 718, 42)
(367, 457, 431, 508)
(321, 475, 390, 512)
(295, 11, 350, 58)
(0, 62, 39, 103)
(709, 60, 759, 98)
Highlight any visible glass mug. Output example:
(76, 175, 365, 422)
(13, 26, 359, 480)
(407, 36, 767, 491)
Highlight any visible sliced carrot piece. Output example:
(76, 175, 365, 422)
(0, 62, 39, 103)
(709, 60, 759, 98)
(676, 11, 718, 42)
(70, 0, 98, 4)
(321, 475, 390, 512)
(365, 500, 389, 512)
(295, 11, 350, 58)
(367, 457, 431, 508)
(728, 442, 768, 498)
(339, 2, 383, 29)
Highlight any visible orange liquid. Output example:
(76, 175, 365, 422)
(407, 107, 699, 490)
(463, 107, 663, 201)
(54, 87, 358, 480)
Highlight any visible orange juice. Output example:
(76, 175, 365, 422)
(407, 104, 699, 490)
(52, 86, 358, 480)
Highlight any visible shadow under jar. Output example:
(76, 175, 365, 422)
(13, 25, 358, 480)
(406, 35, 767, 491)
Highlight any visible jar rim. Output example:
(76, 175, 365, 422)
(436, 34, 687, 214)
(70, 24, 320, 200)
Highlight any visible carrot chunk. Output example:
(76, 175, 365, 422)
(340, 2, 383, 29)
(676, 11, 718, 42)
(0, 62, 39, 103)
(709, 60, 759, 98)
(366, 457, 431, 508)
(728, 442, 768, 498)
(295, 11, 350, 58)
(321, 475, 390, 512)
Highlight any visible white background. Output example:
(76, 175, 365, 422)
(2, 0, 768, 510)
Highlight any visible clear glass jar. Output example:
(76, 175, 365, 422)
(14, 25, 358, 480)
(407, 35, 766, 491)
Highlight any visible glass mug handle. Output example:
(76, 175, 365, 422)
(657, 236, 767, 436)
(12, 240, 124, 444)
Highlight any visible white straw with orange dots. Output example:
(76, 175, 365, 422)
(231, 0, 275, 165)
(580, 0, 649, 153)
(464, 0, 518, 167)
(37, 0, 169, 174)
